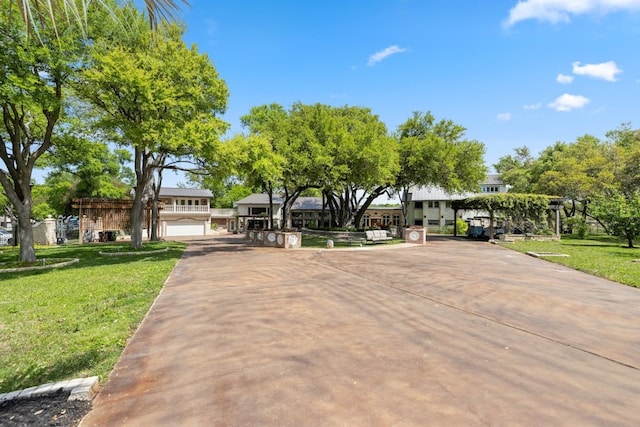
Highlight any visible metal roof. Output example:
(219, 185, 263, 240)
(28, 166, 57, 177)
(483, 174, 504, 185)
(410, 186, 475, 201)
(291, 197, 324, 210)
(234, 193, 284, 206)
(159, 187, 214, 198)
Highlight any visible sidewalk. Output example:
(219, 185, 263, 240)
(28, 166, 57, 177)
(81, 235, 640, 426)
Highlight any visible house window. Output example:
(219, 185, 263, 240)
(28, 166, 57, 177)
(445, 201, 452, 208)
(195, 200, 200, 206)
(427, 201, 433, 208)
(434, 201, 440, 208)
(188, 200, 193, 206)
(250, 207, 268, 216)
(382, 214, 390, 225)
(180, 200, 186, 205)
(415, 219, 423, 226)
(362, 215, 370, 227)
(414, 201, 423, 209)
(393, 214, 400, 226)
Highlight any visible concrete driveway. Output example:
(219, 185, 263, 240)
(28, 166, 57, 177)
(81, 235, 640, 426)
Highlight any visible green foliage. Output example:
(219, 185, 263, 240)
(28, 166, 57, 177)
(493, 146, 536, 193)
(455, 193, 551, 219)
(456, 217, 468, 235)
(30, 185, 56, 220)
(567, 216, 589, 239)
(397, 111, 487, 194)
(0, 0, 96, 261)
(77, 15, 229, 248)
(590, 192, 640, 248)
(0, 241, 185, 392)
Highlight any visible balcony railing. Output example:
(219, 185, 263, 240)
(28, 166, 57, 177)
(162, 205, 211, 214)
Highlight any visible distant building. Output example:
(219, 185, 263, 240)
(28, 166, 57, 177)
(233, 194, 403, 230)
(157, 187, 213, 237)
(405, 175, 509, 230)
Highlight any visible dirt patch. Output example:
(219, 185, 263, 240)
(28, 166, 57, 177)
(0, 390, 91, 426)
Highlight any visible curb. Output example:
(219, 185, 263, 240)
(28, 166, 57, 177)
(0, 376, 99, 403)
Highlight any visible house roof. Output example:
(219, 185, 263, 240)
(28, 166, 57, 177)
(234, 193, 284, 206)
(484, 174, 504, 185)
(291, 197, 323, 210)
(410, 175, 506, 201)
(410, 186, 475, 201)
(159, 187, 213, 198)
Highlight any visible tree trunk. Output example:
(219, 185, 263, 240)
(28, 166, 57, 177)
(626, 234, 634, 248)
(488, 210, 495, 240)
(130, 188, 145, 249)
(150, 172, 163, 241)
(16, 204, 36, 262)
(353, 186, 386, 228)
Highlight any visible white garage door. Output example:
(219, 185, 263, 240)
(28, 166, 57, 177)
(165, 222, 204, 237)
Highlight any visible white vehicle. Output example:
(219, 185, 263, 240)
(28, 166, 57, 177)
(0, 229, 13, 246)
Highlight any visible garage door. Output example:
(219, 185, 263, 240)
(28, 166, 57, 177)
(165, 222, 204, 237)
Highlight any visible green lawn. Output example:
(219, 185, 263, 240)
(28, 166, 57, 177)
(0, 241, 185, 393)
(301, 234, 404, 248)
(499, 235, 640, 288)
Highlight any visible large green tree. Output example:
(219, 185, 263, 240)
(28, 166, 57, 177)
(396, 111, 487, 226)
(319, 105, 398, 228)
(589, 124, 640, 247)
(77, 17, 228, 248)
(590, 192, 640, 248)
(41, 136, 133, 215)
(0, 1, 96, 261)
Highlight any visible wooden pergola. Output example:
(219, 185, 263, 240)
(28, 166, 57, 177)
(451, 195, 564, 238)
(72, 198, 151, 242)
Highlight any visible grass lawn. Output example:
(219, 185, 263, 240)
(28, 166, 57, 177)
(301, 234, 405, 248)
(0, 241, 185, 393)
(499, 235, 640, 288)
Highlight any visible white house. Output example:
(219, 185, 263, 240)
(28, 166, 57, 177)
(157, 187, 213, 237)
(405, 175, 509, 229)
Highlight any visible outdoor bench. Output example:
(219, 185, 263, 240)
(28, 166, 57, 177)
(365, 230, 393, 243)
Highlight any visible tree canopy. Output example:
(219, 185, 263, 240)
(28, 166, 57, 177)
(77, 16, 229, 247)
(0, 0, 96, 260)
(494, 123, 640, 244)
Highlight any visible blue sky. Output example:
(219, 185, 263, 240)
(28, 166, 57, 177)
(171, 0, 639, 185)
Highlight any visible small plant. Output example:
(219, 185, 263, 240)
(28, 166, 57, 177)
(567, 217, 589, 239)
(456, 218, 468, 235)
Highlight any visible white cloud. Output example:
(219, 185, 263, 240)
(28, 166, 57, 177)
(523, 102, 542, 110)
(497, 112, 512, 121)
(556, 73, 574, 84)
(547, 93, 590, 111)
(572, 61, 622, 81)
(367, 45, 407, 66)
(504, 0, 640, 27)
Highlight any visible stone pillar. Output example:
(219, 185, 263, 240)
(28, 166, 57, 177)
(404, 227, 426, 244)
(43, 216, 57, 245)
(275, 231, 302, 249)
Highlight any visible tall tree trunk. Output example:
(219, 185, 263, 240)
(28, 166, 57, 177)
(353, 185, 386, 229)
(150, 171, 163, 241)
(130, 187, 146, 249)
(0, 168, 38, 262)
(16, 203, 36, 262)
(131, 147, 154, 249)
(488, 210, 495, 240)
